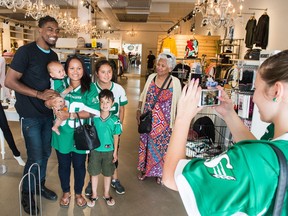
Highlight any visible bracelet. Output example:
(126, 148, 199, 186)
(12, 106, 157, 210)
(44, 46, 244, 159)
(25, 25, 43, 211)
(70, 112, 75, 119)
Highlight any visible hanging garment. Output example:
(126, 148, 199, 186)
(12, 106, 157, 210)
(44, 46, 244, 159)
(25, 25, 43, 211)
(245, 18, 257, 48)
(228, 26, 234, 44)
(172, 63, 191, 80)
(160, 37, 178, 56)
(191, 62, 202, 74)
(184, 39, 199, 58)
(254, 14, 269, 49)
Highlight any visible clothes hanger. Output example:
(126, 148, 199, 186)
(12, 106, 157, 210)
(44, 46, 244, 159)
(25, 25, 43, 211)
(191, 33, 196, 40)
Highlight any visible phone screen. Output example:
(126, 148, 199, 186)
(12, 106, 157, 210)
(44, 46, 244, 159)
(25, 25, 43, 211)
(198, 89, 221, 107)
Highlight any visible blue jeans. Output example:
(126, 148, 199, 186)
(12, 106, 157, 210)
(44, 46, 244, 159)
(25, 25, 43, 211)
(21, 116, 53, 193)
(56, 150, 87, 194)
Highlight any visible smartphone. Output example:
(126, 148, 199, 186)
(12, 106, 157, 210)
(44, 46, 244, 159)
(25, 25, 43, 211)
(198, 89, 221, 107)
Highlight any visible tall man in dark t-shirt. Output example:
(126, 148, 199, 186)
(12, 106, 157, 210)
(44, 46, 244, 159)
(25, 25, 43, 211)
(146, 50, 156, 79)
(5, 16, 61, 215)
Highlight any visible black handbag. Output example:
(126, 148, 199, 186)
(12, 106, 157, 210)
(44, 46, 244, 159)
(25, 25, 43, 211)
(74, 113, 100, 150)
(138, 75, 171, 134)
(138, 110, 153, 134)
(244, 49, 261, 60)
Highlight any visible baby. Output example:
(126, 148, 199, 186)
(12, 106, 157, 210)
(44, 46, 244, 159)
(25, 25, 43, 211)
(47, 61, 72, 135)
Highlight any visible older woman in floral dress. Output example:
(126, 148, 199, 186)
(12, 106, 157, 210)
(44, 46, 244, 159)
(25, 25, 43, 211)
(136, 52, 182, 184)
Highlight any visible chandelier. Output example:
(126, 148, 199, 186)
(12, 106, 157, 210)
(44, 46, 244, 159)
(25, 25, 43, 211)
(127, 28, 136, 37)
(25, 0, 47, 20)
(45, 3, 60, 18)
(194, 0, 243, 28)
(0, 0, 31, 12)
(57, 11, 81, 35)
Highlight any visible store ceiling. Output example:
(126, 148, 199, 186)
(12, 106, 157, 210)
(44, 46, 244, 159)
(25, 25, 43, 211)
(96, 0, 196, 31)
(0, 0, 196, 31)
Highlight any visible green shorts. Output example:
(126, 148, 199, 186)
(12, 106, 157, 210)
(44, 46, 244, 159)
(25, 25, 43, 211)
(87, 150, 115, 177)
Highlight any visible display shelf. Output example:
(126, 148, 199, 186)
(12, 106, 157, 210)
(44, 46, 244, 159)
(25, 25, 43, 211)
(7, 24, 35, 49)
(218, 39, 244, 60)
(54, 47, 108, 51)
(23, 29, 34, 42)
(54, 38, 111, 60)
(219, 52, 239, 55)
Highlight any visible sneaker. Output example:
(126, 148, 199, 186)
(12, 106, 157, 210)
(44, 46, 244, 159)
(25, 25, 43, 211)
(111, 179, 125, 195)
(85, 181, 92, 197)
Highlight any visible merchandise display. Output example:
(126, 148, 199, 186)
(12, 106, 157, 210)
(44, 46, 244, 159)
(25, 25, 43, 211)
(184, 39, 198, 59)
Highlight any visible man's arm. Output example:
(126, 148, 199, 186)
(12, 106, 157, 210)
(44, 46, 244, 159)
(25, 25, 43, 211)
(5, 67, 59, 100)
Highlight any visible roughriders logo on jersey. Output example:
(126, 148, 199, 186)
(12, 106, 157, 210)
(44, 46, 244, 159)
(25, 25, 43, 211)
(204, 153, 236, 180)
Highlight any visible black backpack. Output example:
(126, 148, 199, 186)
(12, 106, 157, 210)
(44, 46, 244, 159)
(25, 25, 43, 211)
(193, 116, 215, 144)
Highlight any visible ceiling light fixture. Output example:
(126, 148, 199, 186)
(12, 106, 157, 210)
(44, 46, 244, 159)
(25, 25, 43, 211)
(127, 28, 136, 37)
(194, 0, 244, 28)
(25, 0, 47, 20)
(45, 4, 60, 18)
(0, 0, 31, 12)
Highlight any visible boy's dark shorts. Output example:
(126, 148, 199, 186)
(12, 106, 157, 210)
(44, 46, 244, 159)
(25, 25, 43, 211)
(87, 150, 115, 176)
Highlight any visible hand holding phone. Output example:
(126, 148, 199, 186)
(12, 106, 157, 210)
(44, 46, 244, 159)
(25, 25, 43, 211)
(198, 89, 221, 107)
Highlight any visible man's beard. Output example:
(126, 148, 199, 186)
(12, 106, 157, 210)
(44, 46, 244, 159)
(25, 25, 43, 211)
(45, 41, 56, 47)
(43, 37, 57, 47)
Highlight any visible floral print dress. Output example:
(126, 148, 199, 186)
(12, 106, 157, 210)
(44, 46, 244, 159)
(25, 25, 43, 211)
(138, 80, 173, 178)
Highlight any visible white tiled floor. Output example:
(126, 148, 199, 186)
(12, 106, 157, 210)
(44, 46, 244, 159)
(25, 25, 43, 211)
(0, 70, 187, 216)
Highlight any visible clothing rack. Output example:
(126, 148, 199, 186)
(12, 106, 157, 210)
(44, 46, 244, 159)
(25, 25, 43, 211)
(249, 8, 268, 12)
(241, 12, 255, 16)
(176, 58, 201, 61)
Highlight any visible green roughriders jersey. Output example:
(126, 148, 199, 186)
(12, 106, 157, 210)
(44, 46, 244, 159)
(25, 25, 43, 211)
(93, 114, 122, 152)
(175, 137, 288, 216)
(95, 81, 128, 117)
(51, 78, 66, 94)
(51, 78, 99, 154)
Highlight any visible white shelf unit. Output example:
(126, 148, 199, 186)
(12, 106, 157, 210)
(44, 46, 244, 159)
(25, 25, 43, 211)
(2, 23, 35, 52)
(54, 38, 110, 61)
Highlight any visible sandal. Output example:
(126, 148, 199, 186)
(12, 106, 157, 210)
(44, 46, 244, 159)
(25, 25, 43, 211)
(156, 177, 162, 185)
(87, 197, 99, 208)
(75, 194, 87, 207)
(103, 196, 115, 206)
(60, 192, 71, 208)
(137, 172, 146, 181)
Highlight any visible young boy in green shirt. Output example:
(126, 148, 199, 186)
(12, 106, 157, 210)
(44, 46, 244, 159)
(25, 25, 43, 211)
(87, 89, 122, 207)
